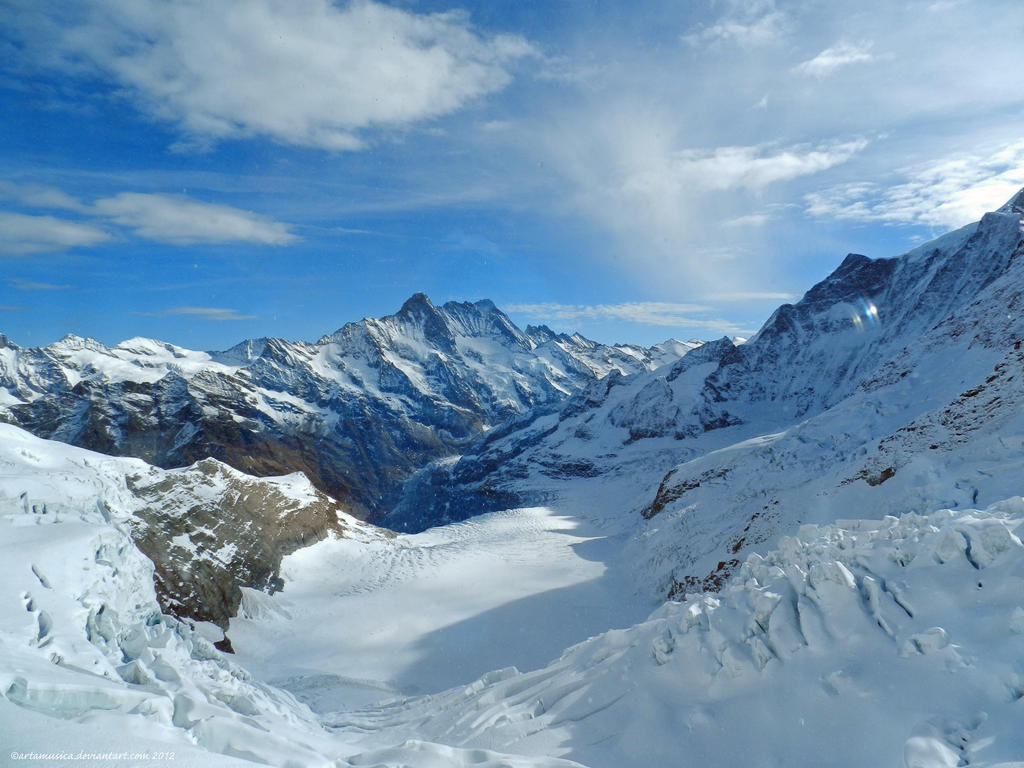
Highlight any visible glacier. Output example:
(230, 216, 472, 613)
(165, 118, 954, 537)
(2, 189, 1024, 766)
(2, 424, 1023, 766)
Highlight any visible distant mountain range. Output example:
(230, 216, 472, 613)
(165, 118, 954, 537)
(4, 189, 1024, 600)
(0, 292, 693, 519)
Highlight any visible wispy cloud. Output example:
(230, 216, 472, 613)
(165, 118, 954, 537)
(0, 211, 111, 255)
(805, 139, 1024, 228)
(796, 42, 875, 78)
(534, 56, 608, 86)
(704, 291, 800, 302)
(530, 89, 872, 293)
(330, 226, 379, 236)
(683, 1, 787, 47)
(518, 0, 1024, 306)
(137, 306, 257, 322)
(0, 180, 87, 212)
(10, 0, 535, 151)
(8, 278, 71, 291)
(1, 183, 299, 250)
(724, 213, 772, 228)
(505, 301, 751, 335)
(623, 139, 869, 197)
(92, 193, 299, 246)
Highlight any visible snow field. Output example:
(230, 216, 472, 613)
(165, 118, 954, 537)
(4, 424, 1024, 767)
(229, 504, 654, 709)
(325, 501, 1024, 768)
(0, 425, 599, 767)
(0, 427, 351, 766)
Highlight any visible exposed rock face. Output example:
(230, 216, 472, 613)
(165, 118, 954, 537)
(0, 295, 687, 520)
(0, 422, 382, 631)
(126, 458, 380, 628)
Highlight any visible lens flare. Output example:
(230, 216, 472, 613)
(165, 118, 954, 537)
(851, 297, 880, 331)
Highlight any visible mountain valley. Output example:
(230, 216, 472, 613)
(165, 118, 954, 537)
(3, 190, 1024, 767)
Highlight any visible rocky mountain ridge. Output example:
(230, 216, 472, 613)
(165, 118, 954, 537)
(393, 189, 1024, 603)
(0, 294, 690, 519)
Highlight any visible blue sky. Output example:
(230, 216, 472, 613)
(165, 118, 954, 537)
(2, 0, 1024, 350)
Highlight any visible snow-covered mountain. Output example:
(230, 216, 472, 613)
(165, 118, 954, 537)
(395, 190, 1024, 595)
(0, 294, 687, 519)
(4, 189, 1024, 767)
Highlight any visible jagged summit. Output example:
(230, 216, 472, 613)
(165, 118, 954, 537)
(396, 192, 1024, 535)
(211, 336, 270, 364)
(997, 184, 1024, 215)
(0, 293, 688, 519)
(321, 294, 523, 348)
(50, 332, 101, 349)
(397, 290, 437, 315)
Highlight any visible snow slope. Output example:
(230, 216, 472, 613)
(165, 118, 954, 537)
(229, 502, 655, 711)
(325, 500, 1024, 768)
(0, 424, 587, 768)
(6, 422, 1024, 767)
(0, 425, 340, 765)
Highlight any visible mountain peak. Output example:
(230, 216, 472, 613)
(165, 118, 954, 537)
(997, 186, 1024, 216)
(211, 337, 270, 365)
(837, 252, 870, 271)
(48, 333, 107, 353)
(390, 292, 457, 350)
(399, 292, 436, 315)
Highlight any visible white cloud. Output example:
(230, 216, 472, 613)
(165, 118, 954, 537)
(529, 91, 871, 294)
(140, 306, 257, 322)
(8, 278, 71, 291)
(1, 179, 299, 249)
(805, 140, 1024, 229)
(0, 212, 111, 255)
(534, 56, 608, 86)
(479, 120, 513, 133)
(18, 0, 534, 150)
(505, 301, 751, 335)
(683, 1, 787, 47)
(520, 0, 1024, 305)
(796, 42, 875, 78)
(705, 291, 800, 302)
(724, 213, 772, 228)
(0, 180, 87, 212)
(92, 193, 299, 245)
(624, 139, 869, 196)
